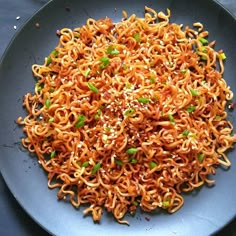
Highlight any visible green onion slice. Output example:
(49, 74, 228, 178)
(133, 33, 141, 42)
(45, 99, 51, 109)
(82, 161, 89, 167)
(182, 129, 190, 137)
(130, 158, 138, 164)
(75, 114, 86, 128)
(126, 148, 138, 155)
(198, 153, 204, 162)
(219, 52, 227, 60)
(198, 37, 208, 45)
(150, 161, 157, 169)
(48, 117, 54, 123)
(46, 50, 58, 65)
(92, 162, 101, 174)
(99, 57, 110, 68)
(88, 82, 99, 93)
(115, 158, 123, 166)
(190, 89, 199, 96)
(50, 150, 56, 159)
(137, 97, 149, 104)
(186, 106, 196, 113)
(124, 108, 135, 116)
(168, 114, 175, 124)
(84, 68, 91, 77)
(107, 46, 120, 55)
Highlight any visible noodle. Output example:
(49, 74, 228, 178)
(17, 7, 236, 224)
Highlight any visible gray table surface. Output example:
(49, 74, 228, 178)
(0, 0, 235, 235)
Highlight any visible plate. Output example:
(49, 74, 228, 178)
(0, 0, 236, 235)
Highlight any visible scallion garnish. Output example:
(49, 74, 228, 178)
(149, 77, 155, 84)
(179, 69, 187, 73)
(82, 161, 89, 167)
(150, 161, 157, 169)
(182, 129, 190, 137)
(219, 52, 227, 60)
(75, 114, 86, 128)
(198, 153, 204, 162)
(115, 158, 123, 166)
(168, 114, 175, 124)
(137, 97, 149, 104)
(126, 148, 138, 155)
(87, 82, 99, 93)
(107, 45, 120, 55)
(84, 68, 91, 77)
(45, 99, 51, 109)
(50, 150, 56, 159)
(124, 108, 135, 116)
(130, 158, 138, 164)
(46, 50, 58, 65)
(198, 37, 208, 45)
(162, 200, 170, 207)
(99, 56, 110, 68)
(92, 162, 101, 174)
(186, 106, 196, 113)
(190, 89, 199, 97)
(133, 33, 141, 42)
(94, 109, 102, 120)
(48, 117, 54, 123)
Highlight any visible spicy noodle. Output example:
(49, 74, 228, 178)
(17, 7, 236, 224)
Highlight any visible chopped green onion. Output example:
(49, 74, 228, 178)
(48, 117, 54, 123)
(115, 158, 123, 166)
(219, 52, 227, 60)
(50, 150, 56, 159)
(215, 115, 221, 120)
(168, 114, 175, 124)
(190, 89, 199, 97)
(82, 161, 89, 167)
(201, 55, 208, 60)
(182, 129, 190, 137)
(150, 161, 157, 169)
(162, 200, 170, 207)
(179, 69, 187, 73)
(105, 127, 111, 132)
(149, 77, 155, 84)
(84, 68, 91, 77)
(125, 82, 132, 89)
(130, 158, 138, 164)
(133, 33, 141, 42)
(94, 109, 102, 120)
(45, 99, 51, 109)
(99, 57, 110, 68)
(132, 200, 138, 206)
(46, 50, 58, 65)
(124, 108, 135, 116)
(199, 46, 207, 53)
(137, 97, 149, 104)
(198, 153, 204, 162)
(75, 114, 86, 128)
(92, 162, 101, 174)
(88, 82, 99, 93)
(186, 106, 196, 113)
(36, 83, 43, 92)
(107, 46, 120, 55)
(198, 37, 208, 45)
(126, 148, 138, 155)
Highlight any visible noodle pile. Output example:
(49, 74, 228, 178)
(17, 7, 236, 224)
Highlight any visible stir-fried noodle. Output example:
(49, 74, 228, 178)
(17, 7, 236, 224)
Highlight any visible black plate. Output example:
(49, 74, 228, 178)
(0, 0, 236, 235)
